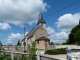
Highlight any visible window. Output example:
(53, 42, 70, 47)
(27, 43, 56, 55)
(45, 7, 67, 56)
(45, 40, 47, 42)
(37, 41, 39, 44)
(45, 41, 47, 44)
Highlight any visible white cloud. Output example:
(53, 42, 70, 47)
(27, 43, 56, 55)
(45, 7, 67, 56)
(7, 32, 28, 44)
(50, 32, 68, 44)
(52, 13, 80, 43)
(46, 26, 55, 35)
(0, 22, 11, 30)
(0, 0, 50, 26)
(46, 26, 68, 44)
(8, 33, 24, 41)
(56, 13, 80, 32)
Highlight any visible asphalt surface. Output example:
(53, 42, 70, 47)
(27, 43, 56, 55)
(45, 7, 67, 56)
(40, 56, 58, 60)
(40, 54, 67, 60)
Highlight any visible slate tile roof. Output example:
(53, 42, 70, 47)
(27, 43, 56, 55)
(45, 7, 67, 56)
(35, 36, 50, 41)
(22, 28, 37, 42)
(37, 13, 46, 25)
(26, 27, 38, 39)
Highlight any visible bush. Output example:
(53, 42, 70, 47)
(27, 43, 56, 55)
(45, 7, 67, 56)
(19, 55, 27, 60)
(0, 54, 11, 60)
(45, 48, 66, 55)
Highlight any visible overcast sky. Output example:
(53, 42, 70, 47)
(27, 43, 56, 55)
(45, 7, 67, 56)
(0, 0, 80, 45)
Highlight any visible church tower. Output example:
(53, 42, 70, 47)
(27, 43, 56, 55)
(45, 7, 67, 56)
(37, 13, 46, 28)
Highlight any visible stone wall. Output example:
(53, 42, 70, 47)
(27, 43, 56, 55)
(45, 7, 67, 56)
(49, 45, 77, 49)
(34, 26, 49, 39)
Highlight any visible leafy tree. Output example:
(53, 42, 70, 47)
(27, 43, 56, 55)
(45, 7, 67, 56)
(50, 42, 54, 45)
(28, 41, 37, 60)
(19, 55, 27, 60)
(0, 41, 2, 46)
(0, 41, 2, 51)
(17, 40, 21, 46)
(0, 54, 11, 60)
(18, 42, 37, 60)
(66, 25, 80, 44)
(74, 30, 80, 45)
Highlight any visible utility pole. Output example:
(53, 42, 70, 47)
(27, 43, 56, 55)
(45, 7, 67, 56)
(23, 26, 26, 53)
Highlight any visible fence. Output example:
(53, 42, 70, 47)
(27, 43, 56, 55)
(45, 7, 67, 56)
(0, 50, 60, 60)
(2, 46, 27, 52)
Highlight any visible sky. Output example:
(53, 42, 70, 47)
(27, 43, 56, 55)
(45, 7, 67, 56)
(0, 0, 80, 45)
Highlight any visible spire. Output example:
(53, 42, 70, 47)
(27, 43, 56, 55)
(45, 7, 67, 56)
(37, 13, 46, 25)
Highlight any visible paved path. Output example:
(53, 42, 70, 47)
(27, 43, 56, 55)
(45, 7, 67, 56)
(40, 54, 67, 60)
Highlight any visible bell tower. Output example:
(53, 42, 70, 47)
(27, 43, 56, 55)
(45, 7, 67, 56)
(37, 13, 46, 28)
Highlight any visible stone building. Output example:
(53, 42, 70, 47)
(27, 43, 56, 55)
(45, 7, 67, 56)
(21, 13, 50, 50)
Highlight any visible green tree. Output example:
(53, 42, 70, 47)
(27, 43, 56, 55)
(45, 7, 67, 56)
(66, 25, 80, 44)
(50, 42, 54, 45)
(74, 30, 80, 45)
(17, 40, 21, 46)
(0, 41, 2, 51)
(28, 41, 37, 60)
(0, 54, 11, 60)
(0, 41, 2, 46)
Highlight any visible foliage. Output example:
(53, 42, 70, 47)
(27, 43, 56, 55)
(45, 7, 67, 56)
(74, 30, 80, 45)
(28, 41, 37, 60)
(0, 47, 5, 54)
(0, 54, 27, 60)
(45, 48, 66, 55)
(66, 25, 80, 44)
(0, 54, 11, 60)
(0, 42, 37, 60)
(19, 55, 27, 60)
(0, 41, 2, 46)
(50, 42, 54, 45)
(17, 40, 21, 46)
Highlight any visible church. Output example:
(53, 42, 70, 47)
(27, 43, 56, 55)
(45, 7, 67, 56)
(21, 13, 50, 50)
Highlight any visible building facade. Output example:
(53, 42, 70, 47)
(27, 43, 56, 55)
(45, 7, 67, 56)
(21, 13, 50, 50)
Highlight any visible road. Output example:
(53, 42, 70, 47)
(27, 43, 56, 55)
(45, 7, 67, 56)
(40, 56, 58, 60)
(40, 54, 67, 60)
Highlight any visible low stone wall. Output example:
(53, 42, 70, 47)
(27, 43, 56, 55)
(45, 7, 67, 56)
(49, 45, 77, 49)
(55, 45, 77, 49)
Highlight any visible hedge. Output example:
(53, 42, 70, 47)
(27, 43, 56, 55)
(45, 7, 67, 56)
(45, 48, 66, 55)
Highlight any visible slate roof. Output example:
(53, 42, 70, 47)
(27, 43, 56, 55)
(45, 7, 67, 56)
(22, 28, 38, 42)
(37, 13, 46, 25)
(26, 27, 38, 39)
(35, 36, 50, 41)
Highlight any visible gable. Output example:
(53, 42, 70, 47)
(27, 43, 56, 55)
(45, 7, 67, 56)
(34, 26, 49, 39)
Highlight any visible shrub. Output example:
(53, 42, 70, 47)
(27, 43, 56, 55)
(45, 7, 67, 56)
(45, 48, 66, 55)
(0, 54, 11, 60)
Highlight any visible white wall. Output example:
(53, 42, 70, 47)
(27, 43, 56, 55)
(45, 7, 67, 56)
(55, 45, 77, 49)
